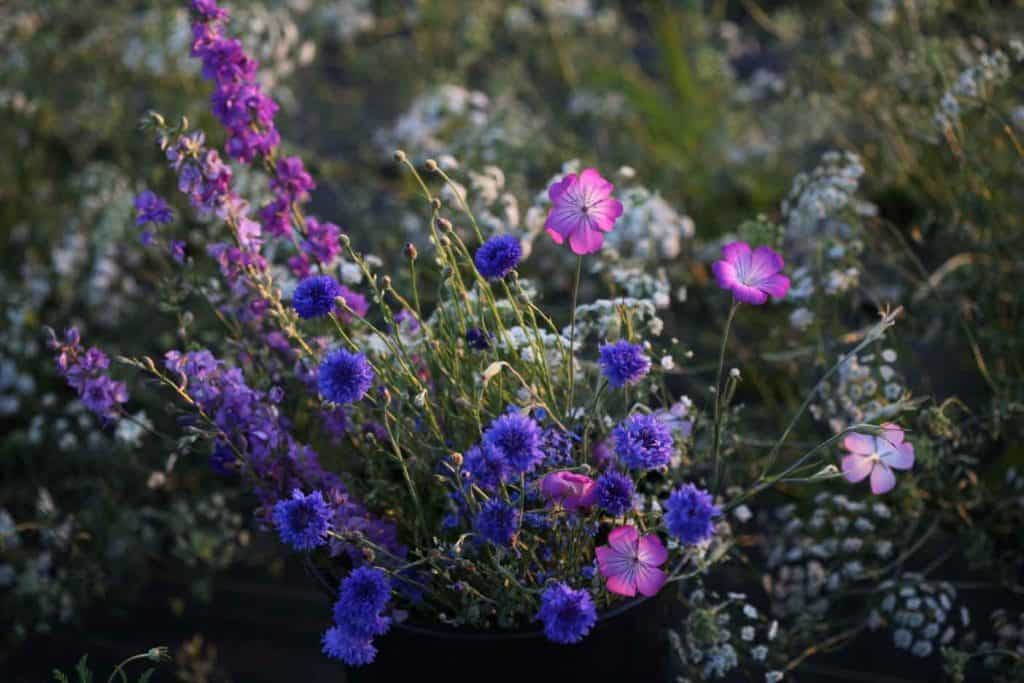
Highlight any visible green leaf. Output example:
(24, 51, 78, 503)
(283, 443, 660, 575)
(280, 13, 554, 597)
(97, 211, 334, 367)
(137, 668, 156, 683)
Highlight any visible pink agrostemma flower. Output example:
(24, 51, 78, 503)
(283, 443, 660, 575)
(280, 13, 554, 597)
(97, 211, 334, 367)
(545, 168, 623, 255)
(540, 470, 597, 511)
(841, 423, 915, 495)
(711, 242, 791, 304)
(595, 525, 668, 598)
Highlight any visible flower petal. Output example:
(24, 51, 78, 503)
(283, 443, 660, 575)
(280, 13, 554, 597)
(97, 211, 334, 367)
(569, 225, 604, 255)
(634, 565, 667, 597)
(842, 453, 873, 483)
(729, 282, 768, 305)
(883, 442, 915, 470)
(758, 273, 791, 300)
(842, 433, 875, 455)
(749, 246, 784, 277)
(606, 525, 639, 554)
(548, 174, 576, 202)
(879, 423, 905, 445)
(605, 572, 638, 597)
(870, 464, 896, 494)
(577, 168, 614, 196)
(637, 533, 668, 567)
(721, 242, 752, 263)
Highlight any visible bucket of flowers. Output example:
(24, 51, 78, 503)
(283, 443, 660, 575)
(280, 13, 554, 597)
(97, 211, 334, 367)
(48, 2, 915, 681)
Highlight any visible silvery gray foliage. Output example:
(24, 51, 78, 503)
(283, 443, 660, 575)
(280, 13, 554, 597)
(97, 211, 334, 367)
(812, 346, 912, 434)
(869, 575, 966, 659)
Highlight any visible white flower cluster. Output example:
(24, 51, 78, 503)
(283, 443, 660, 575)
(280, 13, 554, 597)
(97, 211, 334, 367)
(782, 150, 870, 240)
(933, 44, 1023, 134)
(813, 346, 910, 434)
(378, 84, 492, 158)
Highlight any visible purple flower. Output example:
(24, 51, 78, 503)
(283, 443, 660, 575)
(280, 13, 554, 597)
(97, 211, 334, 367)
(595, 471, 635, 516)
(271, 156, 315, 203)
(545, 168, 623, 255)
(293, 275, 342, 319)
(664, 483, 719, 545)
(474, 234, 522, 280)
(474, 498, 520, 546)
(536, 583, 597, 644)
(595, 525, 667, 597)
(134, 190, 174, 225)
(598, 341, 650, 388)
(318, 349, 374, 405)
(301, 217, 343, 266)
(463, 443, 510, 490)
(322, 627, 377, 667)
(591, 438, 616, 470)
(272, 489, 332, 551)
(169, 240, 187, 264)
(483, 412, 544, 475)
(841, 423, 915, 495)
(711, 242, 790, 305)
(335, 285, 369, 322)
(80, 375, 129, 419)
(466, 328, 492, 350)
(612, 414, 673, 471)
(324, 566, 392, 667)
(540, 471, 597, 511)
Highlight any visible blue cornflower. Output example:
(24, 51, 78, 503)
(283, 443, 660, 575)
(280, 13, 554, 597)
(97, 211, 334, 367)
(463, 443, 510, 490)
(474, 498, 520, 546)
(595, 471, 636, 516)
(293, 275, 341, 319)
(318, 349, 374, 404)
(664, 483, 720, 545)
(466, 327, 492, 350)
(134, 190, 174, 225)
(333, 566, 393, 636)
(536, 583, 597, 644)
(612, 414, 674, 471)
(474, 234, 522, 280)
(272, 489, 332, 551)
(322, 626, 377, 667)
(598, 340, 651, 388)
(483, 412, 544, 475)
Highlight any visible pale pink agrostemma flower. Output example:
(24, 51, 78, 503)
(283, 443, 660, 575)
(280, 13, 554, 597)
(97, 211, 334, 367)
(545, 168, 623, 255)
(841, 423, 915, 495)
(595, 525, 667, 598)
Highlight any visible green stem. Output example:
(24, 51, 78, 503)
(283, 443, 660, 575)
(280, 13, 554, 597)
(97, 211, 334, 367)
(711, 301, 739, 491)
(567, 255, 583, 418)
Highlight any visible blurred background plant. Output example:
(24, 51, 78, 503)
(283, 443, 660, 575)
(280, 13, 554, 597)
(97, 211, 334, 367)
(2, 0, 1023, 680)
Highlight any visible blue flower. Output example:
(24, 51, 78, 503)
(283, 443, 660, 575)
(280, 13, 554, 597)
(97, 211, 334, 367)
(474, 498, 520, 546)
(664, 483, 720, 545)
(598, 341, 650, 388)
(463, 443, 510, 490)
(612, 414, 673, 471)
(536, 583, 597, 644)
(134, 190, 174, 225)
(333, 566, 392, 636)
(483, 412, 544, 475)
(293, 275, 341, 319)
(272, 489, 332, 551)
(318, 349, 374, 404)
(322, 626, 377, 667)
(474, 234, 522, 280)
(595, 471, 636, 516)
(466, 327, 492, 350)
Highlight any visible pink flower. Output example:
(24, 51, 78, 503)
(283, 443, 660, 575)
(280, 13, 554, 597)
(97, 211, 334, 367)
(595, 525, 668, 598)
(544, 168, 623, 255)
(711, 242, 790, 305)
(841, 423, 915, 495)
(540, 471, 597, 511)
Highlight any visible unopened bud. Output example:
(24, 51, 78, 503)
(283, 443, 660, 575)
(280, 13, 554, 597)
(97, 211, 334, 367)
(425, 158, 439, 172)
(404, 242, 418, 260)
(393, 149, 407, 162)
(431, 197, 442, 210)
(450, 452, 464, 467)
(436, 217, 453, 232)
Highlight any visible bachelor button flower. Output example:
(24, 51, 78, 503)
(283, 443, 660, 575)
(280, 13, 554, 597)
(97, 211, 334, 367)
(134, 190, 174, 225)
(599, 340, 651, 388)
(664, 484, 720, 545)
(272, 489, 332, 551)
(466, 328, 492, 350)
(545, 168, 624, 255)
(711, 242, 791, 305)
(474, 234, 522, 280)
(474, 498, 520, 546)
(463, 442, 510, 490)
(293, 275, 342, 319)
(483, 412, 545, 475)
(595, 525, 668, 597)
(318, 349, 374, 404)
(613, 414, 674, 470)
(537, 583, 598, 644)
(333, 566, 392, 636)
(841, 423, 915, 495)
(322, 627, 377, 667)
(595, 471, 636, 516)
(541, 471, 597, 511)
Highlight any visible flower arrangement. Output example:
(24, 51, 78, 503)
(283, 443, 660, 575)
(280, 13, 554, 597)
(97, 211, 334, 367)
(42, 0, 930, 675)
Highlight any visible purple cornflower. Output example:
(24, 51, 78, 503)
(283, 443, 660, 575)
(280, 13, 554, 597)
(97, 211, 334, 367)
(463, 443, 510, 490)
(612, 414, 674, 471)
(318, 349, 374, 405)
(483, 412, 544, 475)
(595, 471, 636, 516)
(540, 471, 597, 511)
(272, 489, 332, 551)
(536, 583, 597, 644)
(474, 498, 520, 546)
(322, 627, 377, 667)
(711, 242, 790, 305)
(474, 234, 522, 280)
(134, 190, 174, 225)
(293, 275, 342, 320)
(466, 328, 492, 350)
(545, 168, 623, 255)
(324, 566, 392, 667)
(664, 483, 719, 545)
(595, 525, 668, 598)
(598, 341, 650, 388)
(841, 423, 915, 495)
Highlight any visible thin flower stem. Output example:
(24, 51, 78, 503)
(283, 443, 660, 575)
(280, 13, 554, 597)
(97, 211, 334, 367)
(711, 301, 739, 491)
(567, 254, 583, 418)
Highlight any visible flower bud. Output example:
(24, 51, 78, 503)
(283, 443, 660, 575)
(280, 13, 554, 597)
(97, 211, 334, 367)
(436, 217, 453, 232)
(431, 197, 442, 210)
(393, 149, 407, 162)
(425, 158, 439, 172)
(450, 452, 464, 467)
(404, 242, 418, 260)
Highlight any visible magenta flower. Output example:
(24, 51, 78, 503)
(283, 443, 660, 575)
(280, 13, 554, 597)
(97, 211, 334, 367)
(544, 168, 623, 255)
(711, 242, 790, 305)
(841, 423, 915, 495)
(540, 471, 597, 512)
(595, 525, 668, 598)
